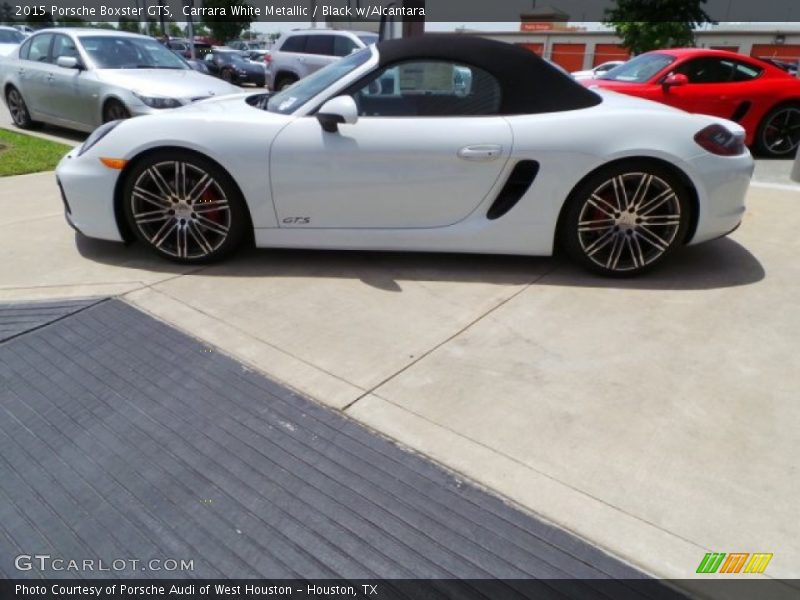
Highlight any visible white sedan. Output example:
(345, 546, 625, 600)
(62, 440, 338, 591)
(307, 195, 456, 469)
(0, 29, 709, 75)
(572, 60, 625, 80)
(56, 35, 753, 276)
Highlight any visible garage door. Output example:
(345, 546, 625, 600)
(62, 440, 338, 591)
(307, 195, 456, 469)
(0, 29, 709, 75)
(517, 42, 544, 56)
(593, 44, 629, 66)
(751, 44, 800, 63)
(551, 43, 586, 72)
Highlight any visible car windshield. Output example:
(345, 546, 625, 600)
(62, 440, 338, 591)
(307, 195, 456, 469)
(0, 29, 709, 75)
(80, 36, 189, 69)
(267, 47, 372, 114)
(357, 34, 378, 46)
(599, 53, 675, 83)
(0, 29, 24, 44)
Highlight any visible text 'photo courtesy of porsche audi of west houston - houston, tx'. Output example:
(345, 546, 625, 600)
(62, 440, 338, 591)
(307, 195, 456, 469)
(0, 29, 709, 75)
(54, 35, 753, 276)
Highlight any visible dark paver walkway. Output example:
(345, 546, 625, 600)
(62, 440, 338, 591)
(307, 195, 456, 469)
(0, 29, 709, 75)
(0, 299, 680, 598)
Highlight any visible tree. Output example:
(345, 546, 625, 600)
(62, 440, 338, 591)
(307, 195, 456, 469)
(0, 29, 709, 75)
(25, 10, 54, 28)
(118, 16, 141, 33)
(91, 22, 117, 30)
(603, 0, 712, 56)
(200, 0, 254, 44)
(0, 2, 15, 24)
(57, 17, 86, 28)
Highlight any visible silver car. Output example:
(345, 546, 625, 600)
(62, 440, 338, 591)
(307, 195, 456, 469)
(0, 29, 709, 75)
(0, 28, 241, 133)
(0, 26, 25, 56)
(267, 29, 377, 91)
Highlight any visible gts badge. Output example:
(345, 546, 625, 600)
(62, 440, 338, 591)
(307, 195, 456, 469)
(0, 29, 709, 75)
(282, 217, 311, 225)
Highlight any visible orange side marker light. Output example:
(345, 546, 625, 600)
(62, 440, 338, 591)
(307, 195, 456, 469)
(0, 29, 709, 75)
(99, 158, 128, 170)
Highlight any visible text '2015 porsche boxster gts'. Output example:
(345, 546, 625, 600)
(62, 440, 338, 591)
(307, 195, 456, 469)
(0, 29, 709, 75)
(55, 35, 753, 276)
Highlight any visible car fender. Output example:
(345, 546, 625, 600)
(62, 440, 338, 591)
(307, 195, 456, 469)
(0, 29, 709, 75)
(89, 111, 293, 229)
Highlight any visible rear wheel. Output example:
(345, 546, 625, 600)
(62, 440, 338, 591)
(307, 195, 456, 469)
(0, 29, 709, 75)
(6, 86, 37, 129)
(560, 162, 691, 276)
(122, 151, 249, 264)
(755, 103, 800, 158)
(103, 99, 130, 123)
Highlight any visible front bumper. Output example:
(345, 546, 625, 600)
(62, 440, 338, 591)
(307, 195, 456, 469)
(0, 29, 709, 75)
(55, 146, 125, 242)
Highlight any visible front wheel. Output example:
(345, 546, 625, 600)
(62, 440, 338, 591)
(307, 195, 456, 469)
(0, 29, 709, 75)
(560, 162, 691, 276)
(103, 99, 130, 123)
(755, 103, 800, 158)
(122, 152, 249, 263)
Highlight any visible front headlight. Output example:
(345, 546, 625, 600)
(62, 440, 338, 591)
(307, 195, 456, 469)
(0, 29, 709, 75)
(133, 93, 182, 109)
(78, 119, 121, 157)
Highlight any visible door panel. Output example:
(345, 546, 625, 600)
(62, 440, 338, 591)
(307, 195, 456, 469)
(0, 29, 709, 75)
(270, 117, 513, 229)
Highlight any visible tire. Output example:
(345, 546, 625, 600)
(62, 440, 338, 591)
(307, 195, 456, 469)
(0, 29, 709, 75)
(275, 74, 298, 91)
(5, 86, 38, 129)
(560, 161, 691, 277)
(221, 68, 234, 83)
(122, 151, 249, 264)
(755, 103, 800, 158)
(103, 99, 130, 123)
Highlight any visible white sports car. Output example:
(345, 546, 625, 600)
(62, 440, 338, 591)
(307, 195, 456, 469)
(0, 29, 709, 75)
(56, 35, 753, 276)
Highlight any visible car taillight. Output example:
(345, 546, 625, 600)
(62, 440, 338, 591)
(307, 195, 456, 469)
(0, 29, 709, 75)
(264, 54, 272, 64)
(694, 124, 746, 156)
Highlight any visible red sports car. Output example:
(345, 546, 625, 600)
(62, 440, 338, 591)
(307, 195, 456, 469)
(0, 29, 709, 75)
(585, 48, 800, 158)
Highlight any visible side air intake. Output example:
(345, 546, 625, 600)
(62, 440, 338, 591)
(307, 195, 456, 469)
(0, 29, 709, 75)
(486, 160, 540, 220)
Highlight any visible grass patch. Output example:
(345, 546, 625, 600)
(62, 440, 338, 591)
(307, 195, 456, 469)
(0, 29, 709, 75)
(0, 128, 72, 177)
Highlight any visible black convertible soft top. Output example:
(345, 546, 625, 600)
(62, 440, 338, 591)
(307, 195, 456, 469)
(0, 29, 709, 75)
(376, 34, 601, 115)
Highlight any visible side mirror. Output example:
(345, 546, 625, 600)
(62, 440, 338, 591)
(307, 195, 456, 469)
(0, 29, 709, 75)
(662, 73, 688, 90)
(316, 96, 358, 133)
(56, 56, 81, 70)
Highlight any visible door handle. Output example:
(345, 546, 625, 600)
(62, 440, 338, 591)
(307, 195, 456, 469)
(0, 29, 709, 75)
(458, 144, 502, 161)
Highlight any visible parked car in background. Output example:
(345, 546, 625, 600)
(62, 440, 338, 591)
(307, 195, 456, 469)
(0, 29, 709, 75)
(204, 49, 266, 86)
(246, 49, 272, 65)
(0, 26, 25, 56)
(267, 29, 378, 90)
(587, 48, 800, 157)
(56, 35, 752, 277)
(164, 38, 212, 60)
(572, 60, 625, 80)
(228, 40, 266, 52)
(757, 57, 798, 77)
(0, 28, 240, 132)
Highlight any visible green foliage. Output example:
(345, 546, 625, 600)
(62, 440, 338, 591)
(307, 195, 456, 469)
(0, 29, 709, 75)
(118, 16, 141, 34)
(604, 0, 712, 56)
(200, 0, 254, 44)
(25, 10, 54, 27)
(91, 22, 117, 30)
(0, 2, 15, 24)
(56, 17, 86, 28)
(0, 130, 72, 177)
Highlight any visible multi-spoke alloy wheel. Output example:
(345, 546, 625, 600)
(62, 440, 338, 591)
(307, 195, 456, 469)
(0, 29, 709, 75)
(757, 104, 800, 158)
(6, 87, 34, 128)
(123, 153, 247, 263)
(562, 163, 690, 276)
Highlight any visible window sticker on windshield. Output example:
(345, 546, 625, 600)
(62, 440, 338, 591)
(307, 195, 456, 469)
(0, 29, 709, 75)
(278, 97, 298, 111)
(399, 63, 455, 93)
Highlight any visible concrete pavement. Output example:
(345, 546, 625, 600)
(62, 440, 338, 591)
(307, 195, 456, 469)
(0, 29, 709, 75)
(1, 164, 799, 590)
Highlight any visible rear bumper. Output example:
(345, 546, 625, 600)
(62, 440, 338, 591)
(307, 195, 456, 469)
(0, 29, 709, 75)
(686, 151, 754, 245)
